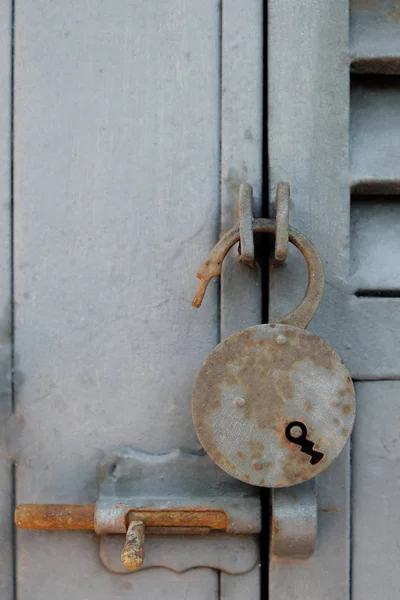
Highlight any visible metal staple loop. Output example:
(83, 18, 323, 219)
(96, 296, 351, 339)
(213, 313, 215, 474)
(274, 182, 290, 262)
(271, 480, 317, 559)
(238, 183, 255, 266)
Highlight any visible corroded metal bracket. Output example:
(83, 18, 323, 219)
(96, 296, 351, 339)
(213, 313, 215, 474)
(16, 448, 261, 573)
(238, 183, 256, 266)
(95, 447, 260, 535)
(271, 480, 317, 561)
(274, 182, 290, 262)
(97, 448, 260, 573)
(237, 181, 290, 265)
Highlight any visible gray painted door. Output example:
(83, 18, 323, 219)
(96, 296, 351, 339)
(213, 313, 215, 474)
(269, 0, 400, 598)
(7, 1, 262, 599)
(2, 1, 400, 598)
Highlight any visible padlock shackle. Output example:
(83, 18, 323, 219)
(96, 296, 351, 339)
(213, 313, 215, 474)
(193, 218, 324, 329)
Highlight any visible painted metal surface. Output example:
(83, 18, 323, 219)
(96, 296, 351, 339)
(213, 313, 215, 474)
(0, 2, 12, 599)
(352, 382, 400, 600)
(238, 184, 255, 266)
(274, 183, 290, 263)
(268, 0, 352, 597)
(10, 2, 264, 596)
(6, 0, 399, 597)
(220, 566, 261, 600)
(351, 195, 400, 290)
(220, 0, 263, 343)
(100, 533, 259, 575)
(14, 1, 222, 598)
(270, 479, 317, 559)
(94, 447, 260, 535)
(219, 2, 263, 595)
(351, 77, 400, 191)
(269, 0, 400, 598)
(351, 0, 400, 73)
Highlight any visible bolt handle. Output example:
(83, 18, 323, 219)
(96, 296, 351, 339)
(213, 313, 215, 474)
(121, 520, 145, 570)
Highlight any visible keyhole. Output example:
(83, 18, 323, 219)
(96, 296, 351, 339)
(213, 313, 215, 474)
(285, 421, 324, 465)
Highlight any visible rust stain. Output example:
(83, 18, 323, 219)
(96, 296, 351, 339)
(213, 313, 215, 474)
(248, 440, 264, 460)
(15, 505, 228, 532)
(14, 504, 95, 530)
(127, 508, 227, 531)
(282, 451, 321, 487)
(338, 376, 355, 401)
(273, 516, 280, 534)
(319, 507, 340, 514)
(121, 520, 145, 570)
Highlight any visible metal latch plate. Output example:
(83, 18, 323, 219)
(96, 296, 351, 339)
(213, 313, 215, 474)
(95, 447, 261, 535)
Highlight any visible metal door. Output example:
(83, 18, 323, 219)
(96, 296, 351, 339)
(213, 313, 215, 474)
(3, 1, 263, 598)
(2, 1, 400, 598)
(269, 1, 400, 598)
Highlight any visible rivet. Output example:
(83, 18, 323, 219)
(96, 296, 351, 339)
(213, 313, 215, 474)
(276, 335, 287, 345)
(252, 461, 262, 471)
(234, 398, 246, 407)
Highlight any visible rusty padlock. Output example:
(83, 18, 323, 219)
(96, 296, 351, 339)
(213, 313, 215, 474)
(191, 212, 355, 488)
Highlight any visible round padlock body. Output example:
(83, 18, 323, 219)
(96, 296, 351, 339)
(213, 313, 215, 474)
(192, 323, 355, 488)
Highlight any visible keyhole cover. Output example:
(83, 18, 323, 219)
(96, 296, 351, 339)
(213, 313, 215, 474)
(192, 323, 355, 488)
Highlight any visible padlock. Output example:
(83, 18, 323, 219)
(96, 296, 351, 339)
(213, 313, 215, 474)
(191, 217, 355, 488)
